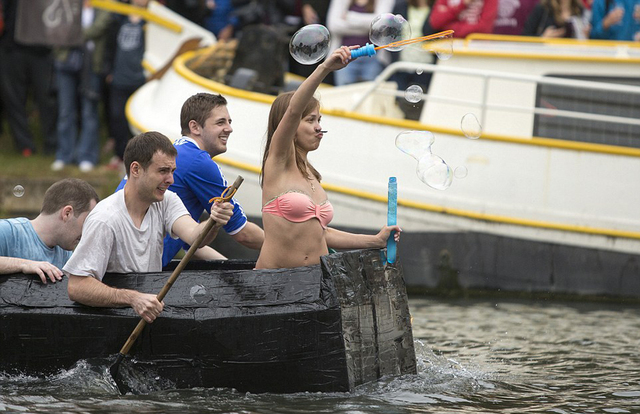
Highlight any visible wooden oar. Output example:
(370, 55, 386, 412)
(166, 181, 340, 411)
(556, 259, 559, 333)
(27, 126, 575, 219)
(109, 176, 244, 394)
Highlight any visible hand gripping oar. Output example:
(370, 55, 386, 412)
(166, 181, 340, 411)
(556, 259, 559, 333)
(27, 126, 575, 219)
(109, 176, 244, 394)
(350, 30, 455, 58)
(387, 177, 397, 264)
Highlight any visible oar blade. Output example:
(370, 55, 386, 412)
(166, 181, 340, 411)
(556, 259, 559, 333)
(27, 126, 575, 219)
(109, 353, 132, 395)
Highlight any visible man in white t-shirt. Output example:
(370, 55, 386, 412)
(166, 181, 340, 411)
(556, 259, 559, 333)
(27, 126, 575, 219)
(63, 131, 233, 323)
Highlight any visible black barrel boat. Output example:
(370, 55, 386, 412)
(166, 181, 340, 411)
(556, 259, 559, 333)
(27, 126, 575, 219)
(0, 249, 416, 393)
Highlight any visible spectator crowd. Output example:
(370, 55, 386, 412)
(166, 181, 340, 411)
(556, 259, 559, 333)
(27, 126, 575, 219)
(0, 0, 636, 168)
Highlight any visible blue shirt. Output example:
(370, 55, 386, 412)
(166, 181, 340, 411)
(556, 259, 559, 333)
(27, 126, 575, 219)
(116, 137, 247, 267)
(0, 217, 72, 269)
(590, 0, 640, 40)
(203, 0, 239, 37)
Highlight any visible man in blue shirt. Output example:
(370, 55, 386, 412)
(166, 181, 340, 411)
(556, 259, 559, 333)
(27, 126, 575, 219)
(117, 93, 264, 266)
(0, 178, 99, 283)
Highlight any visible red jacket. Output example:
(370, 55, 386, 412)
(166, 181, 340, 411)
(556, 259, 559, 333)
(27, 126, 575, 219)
(429, 0, 498, 38)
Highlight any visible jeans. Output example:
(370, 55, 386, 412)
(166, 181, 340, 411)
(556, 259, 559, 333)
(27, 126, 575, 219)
(55, 69, 101, 164)
(109, 84, 139, 160)
(333, 58, 384, 86)
(0, 46, 58, 154)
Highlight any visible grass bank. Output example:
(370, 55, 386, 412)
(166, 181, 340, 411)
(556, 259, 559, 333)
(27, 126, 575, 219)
(0, 120, 122, 218)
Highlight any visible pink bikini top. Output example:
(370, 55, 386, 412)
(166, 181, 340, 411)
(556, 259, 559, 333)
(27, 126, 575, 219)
(262, 191, 334, 229)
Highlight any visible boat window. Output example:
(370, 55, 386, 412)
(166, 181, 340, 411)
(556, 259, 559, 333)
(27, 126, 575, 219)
(534, 75, 640, 148)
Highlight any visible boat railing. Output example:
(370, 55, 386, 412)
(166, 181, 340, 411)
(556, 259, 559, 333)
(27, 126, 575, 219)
(348, 61, 640, 148)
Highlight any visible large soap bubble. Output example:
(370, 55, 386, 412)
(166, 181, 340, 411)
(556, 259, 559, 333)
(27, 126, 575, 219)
(289, 24, 331, 65)
(369, 13, 411, 52)
(396, 130, 453, 190)
(417, 154, 453, 190)
(395, 130, 435, 160)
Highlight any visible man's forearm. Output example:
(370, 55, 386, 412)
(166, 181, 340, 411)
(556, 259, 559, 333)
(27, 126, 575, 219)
(232, 222, 264, 250)
(67, 275, 135, 307)
(0, 256, 29, 274)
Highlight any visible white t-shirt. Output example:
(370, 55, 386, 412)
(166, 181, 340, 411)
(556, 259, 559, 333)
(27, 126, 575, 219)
(63, 190, 188, 280)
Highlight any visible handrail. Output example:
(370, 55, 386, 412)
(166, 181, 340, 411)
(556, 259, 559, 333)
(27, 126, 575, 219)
(463, 33, 640, 49)
(90, 0, 182, 33)
(351, 61, 640, 130)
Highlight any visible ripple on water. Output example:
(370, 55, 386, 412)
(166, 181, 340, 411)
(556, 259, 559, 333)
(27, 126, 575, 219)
(1, 298, 640, 413)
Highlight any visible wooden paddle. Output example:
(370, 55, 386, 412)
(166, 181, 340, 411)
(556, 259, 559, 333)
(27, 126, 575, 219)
(109, 176, 244, 394)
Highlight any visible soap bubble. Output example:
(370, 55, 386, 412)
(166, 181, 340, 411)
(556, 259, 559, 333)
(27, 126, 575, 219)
(13, 185, 24, 198)
(190, 284, 208, 304)
(395, 130, 435, 160)
(369, 13, 411, 51)
(430, 34, 453, 60)
(289, 24, 331, 65)
(454, 166, 468, 179)
(404, 84, 423, 104)
(417, 154, 453, 190)
(461, 113, 482, 139)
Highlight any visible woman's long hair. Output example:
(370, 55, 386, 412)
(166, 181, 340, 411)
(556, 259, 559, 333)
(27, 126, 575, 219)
(260, 91, 322, 188)
(542, 0, 583, 26)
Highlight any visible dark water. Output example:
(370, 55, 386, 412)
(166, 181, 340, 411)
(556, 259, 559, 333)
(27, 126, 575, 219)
(2, 297, 640, 413)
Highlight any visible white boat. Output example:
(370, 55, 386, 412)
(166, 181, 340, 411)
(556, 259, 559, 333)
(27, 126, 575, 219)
(124, 2, 640, 298)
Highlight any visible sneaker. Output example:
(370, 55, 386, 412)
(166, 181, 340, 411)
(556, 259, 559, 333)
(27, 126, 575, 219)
(78, 161, 94, 173)
(51, 160, 65, 171)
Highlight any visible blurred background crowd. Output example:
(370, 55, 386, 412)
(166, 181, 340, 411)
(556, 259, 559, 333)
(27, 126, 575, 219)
(0, 0, 636, 173)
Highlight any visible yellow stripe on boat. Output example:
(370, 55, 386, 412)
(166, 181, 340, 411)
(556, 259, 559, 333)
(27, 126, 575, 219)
(90, 0, 182, 33)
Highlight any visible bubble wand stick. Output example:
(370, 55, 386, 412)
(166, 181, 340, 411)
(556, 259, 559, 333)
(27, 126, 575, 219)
(350, 29, 454, 58)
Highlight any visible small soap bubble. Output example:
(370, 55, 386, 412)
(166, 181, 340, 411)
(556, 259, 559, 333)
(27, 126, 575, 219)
(369, 13, 411, 51)
(417, 154, 453, 190)
(395, 130, 435, 160)
(13, 185, 25, 198)
(190, 284, 208, 304)
(416, 68, 424, 75)
(454, 166, 468, 179)
(461, 113, 482, 139)
(404, 84, 423, 104)
(289, 24, 331, 65)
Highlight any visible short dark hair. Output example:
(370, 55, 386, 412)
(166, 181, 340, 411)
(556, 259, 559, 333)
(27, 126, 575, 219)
(180, 93, 228, 135)
(123, 131, 178, 176)
(40, 178, 99, 216)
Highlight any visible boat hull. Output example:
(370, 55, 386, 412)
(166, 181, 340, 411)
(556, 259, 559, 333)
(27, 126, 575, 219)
(0, 250, 416, 393)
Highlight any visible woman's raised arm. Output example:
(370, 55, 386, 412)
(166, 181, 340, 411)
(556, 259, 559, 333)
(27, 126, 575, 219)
(267, 46, 354, 160)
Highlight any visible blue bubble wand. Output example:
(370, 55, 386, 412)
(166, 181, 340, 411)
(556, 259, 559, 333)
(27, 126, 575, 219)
(350, 29, 454, 58)
(387, 177, 397, 264)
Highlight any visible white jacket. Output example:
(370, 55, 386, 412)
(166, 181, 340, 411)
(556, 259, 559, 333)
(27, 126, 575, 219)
(326, 0, 395, 65)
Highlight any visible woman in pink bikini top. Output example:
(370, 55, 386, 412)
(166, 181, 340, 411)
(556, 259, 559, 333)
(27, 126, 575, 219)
(255, 47, 401, 270)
